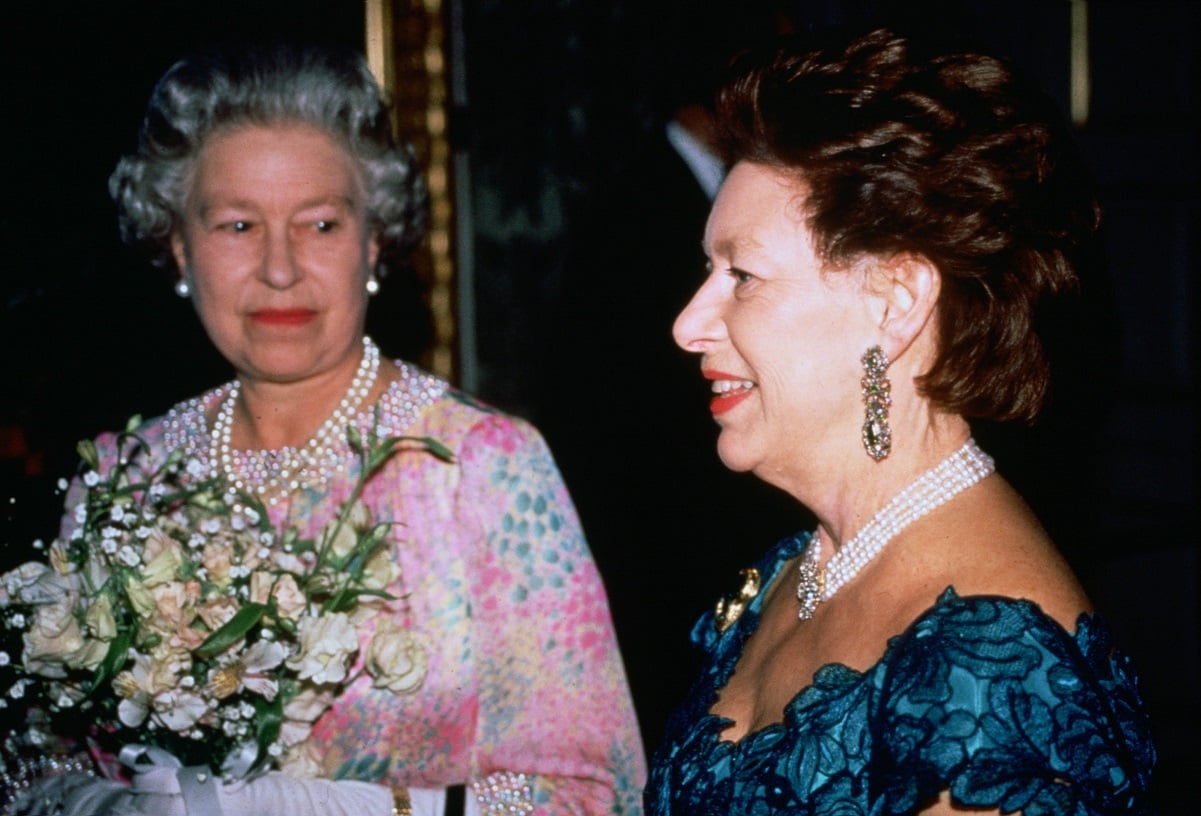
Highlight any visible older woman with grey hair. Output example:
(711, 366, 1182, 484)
(10, 44, 644, 816)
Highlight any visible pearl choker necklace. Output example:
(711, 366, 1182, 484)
(796, 438, 995, 621)
(209, 336, 381, 503)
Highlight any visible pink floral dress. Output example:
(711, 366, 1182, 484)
(77, 361, 646, 815)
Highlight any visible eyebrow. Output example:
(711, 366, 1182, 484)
(195, 194, 358, 219)
(703, 235, 764, 259)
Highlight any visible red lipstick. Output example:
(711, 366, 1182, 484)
(703, 369, 756, 416)
(711, 389, 753, 415)
(249, 308, 317, 326)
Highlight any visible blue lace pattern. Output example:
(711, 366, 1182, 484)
(646, 533, 1156, 815)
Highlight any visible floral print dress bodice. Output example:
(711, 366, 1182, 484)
(78, 362, 645, 816)
(646, 534, 1156, 815)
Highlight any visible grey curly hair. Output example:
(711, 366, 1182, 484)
(109, 43, 428, 273)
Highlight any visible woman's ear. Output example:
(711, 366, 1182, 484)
(368, 236, 380, 272)
(170, 232, 189, 275)
(867, 253, 941, 356)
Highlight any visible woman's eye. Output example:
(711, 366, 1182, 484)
(314, 220, 338, 233)
(218, 220, 252, 233)
(729, 268, 754, 285)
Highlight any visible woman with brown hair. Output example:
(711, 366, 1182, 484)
(647, 28, 1154, 815)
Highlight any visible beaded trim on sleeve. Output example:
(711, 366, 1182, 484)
(0, 751, 93, 814)
(161, 361, 447, 493)
(470, 772, 535, 816)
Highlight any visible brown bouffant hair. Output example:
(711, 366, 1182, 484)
(715, 28, 1100, 423)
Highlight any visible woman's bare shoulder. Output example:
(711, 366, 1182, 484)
(885, 475, 1092, 633)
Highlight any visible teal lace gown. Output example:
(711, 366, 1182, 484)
(646, 533, 1156, 815)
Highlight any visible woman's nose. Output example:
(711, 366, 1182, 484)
(261, 228, 301, 289)
(672, 277, 724, 353)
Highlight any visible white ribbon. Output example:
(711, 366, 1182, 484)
(118, 744, 224, 815)
(219, 739, 263, 781)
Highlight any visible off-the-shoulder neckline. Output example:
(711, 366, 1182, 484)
(700, 533, 1104, 750)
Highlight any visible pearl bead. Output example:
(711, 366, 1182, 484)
(796, 439, 995, 621)
(208, 337, 381, 501)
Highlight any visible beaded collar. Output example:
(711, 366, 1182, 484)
(162, 360, 447, 504)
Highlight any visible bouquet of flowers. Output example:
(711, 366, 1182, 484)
(0, 415, 450, 785)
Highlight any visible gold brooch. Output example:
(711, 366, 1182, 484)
(714, 567, 761, 633)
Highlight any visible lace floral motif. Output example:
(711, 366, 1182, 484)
(646, 535, 1156, 816)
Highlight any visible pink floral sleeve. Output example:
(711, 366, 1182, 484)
(454, 410, 646, 814)
(300, 392, 646, 815)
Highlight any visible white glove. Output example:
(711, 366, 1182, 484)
(113, 746, 394, 816)
(213, 772, 394, 816)
(121, 766, 392, 815)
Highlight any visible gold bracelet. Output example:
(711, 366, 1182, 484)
(392, 788, 412, 816)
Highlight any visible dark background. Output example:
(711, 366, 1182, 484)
(2, 2, 1196, 812)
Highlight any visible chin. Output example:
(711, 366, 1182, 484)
(715, 436, 759, 474)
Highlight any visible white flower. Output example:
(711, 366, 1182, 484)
(101, 526, 122, 539)
(249, 572, 306, 622)
(141, 533, 184, 586)
(186, 459, 205, 476)
(366, 620, 427, 694)
(83, 472, 101, 487)
(102, 539, 119, 555)
(206, 639, 287, 701)
(73, 504, 87, 524)
(135, 526, 153, 540)
(57, 478, 69, 491)
(0, 652, 9, 666)
(117, 545, 141, 567)
(84, 594, 117, 641)
(114, 647, 191, 728)
(111, 506, 127, 522)
(152, 689, 209, 732)
(286, 612, 359, 685)
(4, 562, 62, 605)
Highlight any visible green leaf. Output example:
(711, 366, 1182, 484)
(346, 423, 364, 452)
(195, 603, 268, 659)
(76, 439, 100, 471)
(124, 415, 144, 434)
(90, 629, 133, 694)
(418, 437, 455, 462)
(253, 696, 283, 771)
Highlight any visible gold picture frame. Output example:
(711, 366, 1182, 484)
(365, 0, 456, 382)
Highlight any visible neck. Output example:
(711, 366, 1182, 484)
(807, 411, 972, 553)
(227, 338, 384, 451)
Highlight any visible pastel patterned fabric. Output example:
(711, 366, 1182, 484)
(73, 362, 646, 816)
(647, 532, 1156, 816)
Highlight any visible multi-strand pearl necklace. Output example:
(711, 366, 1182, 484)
(796, 438, 995, 620)
(209, 336, 381, 503)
